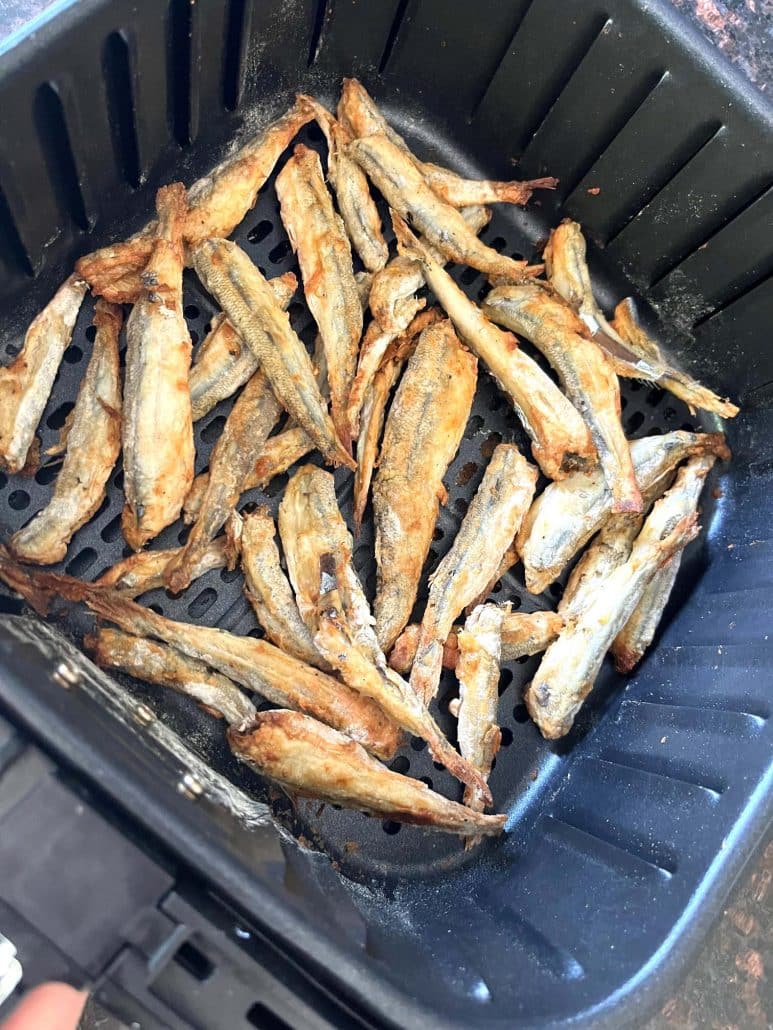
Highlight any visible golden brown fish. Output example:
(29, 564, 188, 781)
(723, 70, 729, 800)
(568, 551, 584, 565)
(517, 430, 730, 594)
(389, 610, 563, 674)
(484, 283, 642, 513)
(189, 271, 297, 421)
(372, 318, 477, 651)
(122, 184, 195, 551)
(95, 538, 230, 597)
(525, 459, 709, 738)
(88, 627, 256, 726)
(76, 97, 314, 303)
(276, 144, 363, 444)
(410, 444, 537, 705)
(228, 709, 505, 837)
(0, 274, 88, 474)
(9, 300, 122, 565)
(393, 215, 594, 480)
(191, 238, 354, 469)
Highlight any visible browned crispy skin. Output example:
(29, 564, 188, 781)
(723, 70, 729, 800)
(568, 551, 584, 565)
(76, 98, 314, 302)
(9, 300, 122, 564)
(228, 710, 506, 837)
(96, 538, 230, 597)
(122, 184, 194, 551)
(372, 319, 477, 651)
(276, 144, 363, 444)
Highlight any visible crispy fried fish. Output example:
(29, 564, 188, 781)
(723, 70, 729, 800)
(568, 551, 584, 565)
(389, 610, 563, 674)
(228, 709, 505, 837)
(339, 78, 555, 208)
(165, 370, 282, 593)
(393, 215, 595, 480)
(0, 555, 401, 762)
(517, 430, 730, 594)
(611, 451, 719, 672)
(96, 538, 230, 597)
(302, 96, 388, 272)
(192, 238, 354, 469)
(0, 274, 88, 474)
(276, 144, 363, 444)
(610, 298, 740, 418)
(558, 513, 644, 623)
(122, 184, 194, 551)
(350, 135, 534, 282)
(525, 459, 708, 738)
(76, 98, 314, 303)
(239, 507, 325, 669)
(451, 604, 504, 846)
(9, 301, 122, 565)
(189, 271, 297, 421)
(88, 627, 256, 725)
(410, 444, 537, 704)
(372, 319, 477, 651)
(484, 283, 641, 513)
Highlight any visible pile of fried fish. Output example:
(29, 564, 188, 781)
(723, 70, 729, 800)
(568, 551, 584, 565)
(0, 80, 738, 844)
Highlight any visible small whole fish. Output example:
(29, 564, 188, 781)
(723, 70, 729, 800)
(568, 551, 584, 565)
(76, 97, 314, 303)
(228, 709, 506, 837)
(302, 96, 389, 272)
(122, 184, 195, 551)
(410, 443, 538, 705)
(558, 513, 644, 624)
(192, 238, 354, 469)
(0, 274, 88, 474)
(372, 318, 477, 651)
(9, 300, 122, 565)
(96, 537, 230, 597)
(393, 215, 595, 480)
(517, 430, 730, 594)
(165, 369, 282, 593)
(611, 298, 740, 418)
(276, 144, 363, 445)
(189, 271, 297, 422)
(239, 507, 326, 669)
(350, 134, 534, 282)
(88, 627, 256, 726)
(389, 610, 563, 674)
(525, 459, 708, 738)
(452, 603, 505, 847)
(484, 283, 642, 513)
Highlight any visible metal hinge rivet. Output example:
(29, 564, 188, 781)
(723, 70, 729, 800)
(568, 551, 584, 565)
(177, 772, 204, 800)
(52, 661, 80, 689)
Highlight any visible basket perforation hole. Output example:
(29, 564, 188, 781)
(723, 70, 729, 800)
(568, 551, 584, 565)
(455, 461, 478, 488)
(500, 727, 513, 747)
(481, 431, 502, 457)
(190, 330, 199, 346)
(173, 940, 214, 981)
(177, 526, 190, 545)
(247, 627, 263, 638)
(499, 668, 513, 695)
(35, 462, 60, 485)
(248, 219, 273, 244)
(148, 603, 164, 615)
(219, 567, 241, 583)
(184, 304, 200, 320)
(269, 240, 292, 264)
(460, 267, 479, 286)
(381, 820, 401, 835)
(201, 415, 227, 443)
(66, 547, 98, 576)
(419, 776, 433, 789)
(100, 513, 123, 542)
(0, 472, 7, 490)
(626, 411, 645, 434)
(113, 470, 124, 490)
(548, 581, 564, 601)
(264, 472, 289, 499)
(491, 236, 507, 252)
(63, 344, 83, 364)
(5, 343, 19, 358)
(8, 490, 30, 510)
(432, 525, 444, 542)
(432, 760, 444, 771)
(513, 704, 529, 723)
(85, 325, 97, 342)
(410, 736, 426, 752)
(188, 587, 217, 618)
(454, 497, 468, 516)
(390, 756, 410, 773)
(46, 401, 74, 430)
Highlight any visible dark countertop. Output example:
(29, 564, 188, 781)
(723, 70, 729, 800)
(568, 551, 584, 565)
(0, 2, 770, 1029)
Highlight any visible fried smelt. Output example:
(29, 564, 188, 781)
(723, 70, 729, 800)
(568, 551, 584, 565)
(122, 184, 194, 551)
(229, 710, 505, 837)
(611, 452, 720, 672)
(525, 460, 709, 738)
(372, 319, 477, 651)
(517, 430, 730, 594)
(453, 604, 504, 847)
(165, 371, 282, 593)
(484, 283, 641, 513)
(276, 144, 363, 444)
(302, 96, 388, 272)
(410, 444, 537, 705)
(239, 507, 325, 669)
(389, 610, 563, 674)
(88, 627, 256, 726)
(393, 215, 594, 480)
(96, 538, 230, 597)
(192, 238, 354, 469)
(76, 98, 314, 303)
(189, 271, 297, 421)
(9, 301, 122, 564)
(339, 78, 554, 209)
(0, 274, 88, 474)
(611, 298, 740, 418)
(350, 135, 533, 282)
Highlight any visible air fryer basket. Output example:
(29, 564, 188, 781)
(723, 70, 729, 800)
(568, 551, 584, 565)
(0, 1, 771, 1027)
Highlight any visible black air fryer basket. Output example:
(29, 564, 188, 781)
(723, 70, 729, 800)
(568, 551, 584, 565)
(0, 1, 771, 1028)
